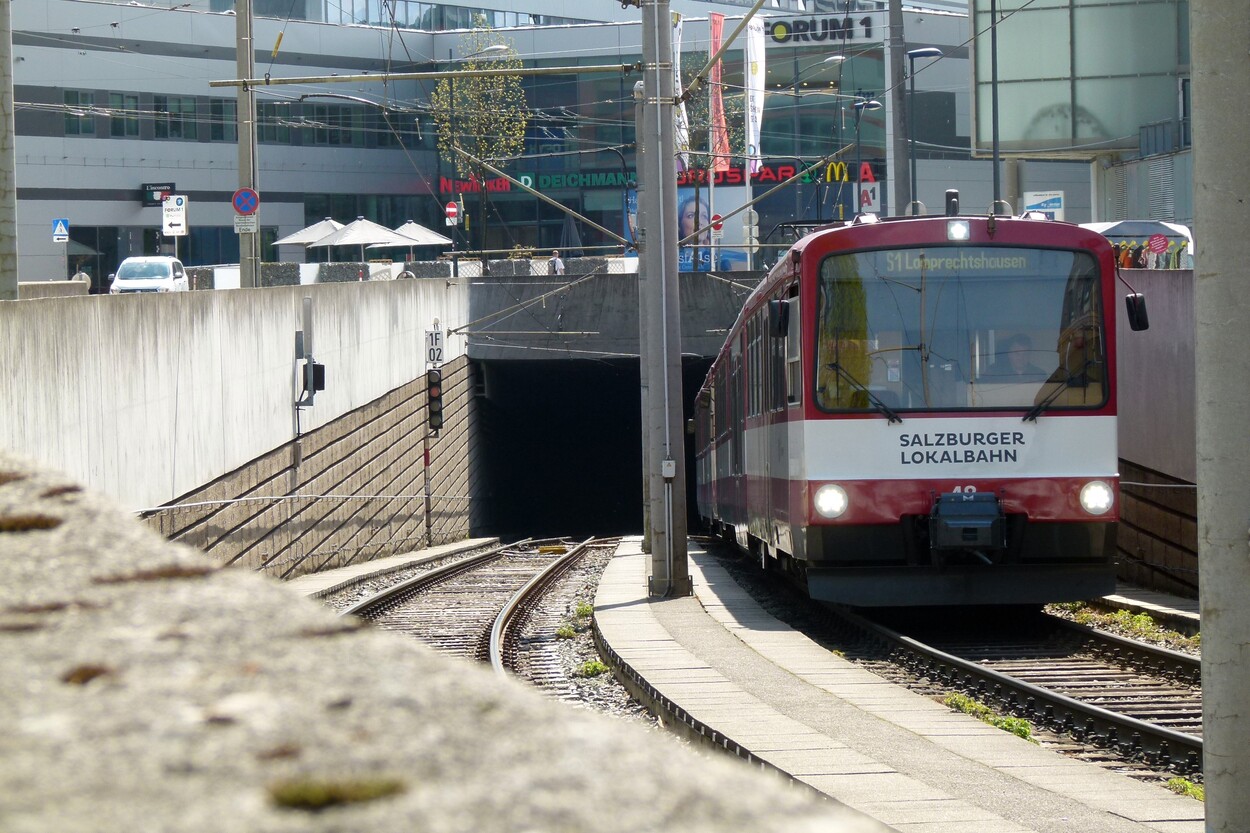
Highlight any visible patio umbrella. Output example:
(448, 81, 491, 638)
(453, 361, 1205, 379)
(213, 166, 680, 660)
(273, 217, 345, 247)
(366, 220, 452, 261)
(1080, 220, 1195, 256)
(307, 216, 425, 263)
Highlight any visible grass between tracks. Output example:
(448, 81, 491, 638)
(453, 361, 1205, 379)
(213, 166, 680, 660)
(942, 692, 1038, 743)
(1045, 602, 1200, 654)
(1166, 777, 1205, 801)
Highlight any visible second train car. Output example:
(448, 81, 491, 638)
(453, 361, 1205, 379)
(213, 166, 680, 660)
(693, 202, 1148, 606)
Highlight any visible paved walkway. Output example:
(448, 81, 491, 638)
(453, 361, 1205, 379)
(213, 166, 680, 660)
(595, 538, 1205, 833)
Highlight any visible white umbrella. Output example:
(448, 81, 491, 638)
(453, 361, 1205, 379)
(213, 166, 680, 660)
(307, 217, 425, 262)
(273, 217, 345, 247)
(1080, 220, 1196, 256)
(367, 220, 453, 262)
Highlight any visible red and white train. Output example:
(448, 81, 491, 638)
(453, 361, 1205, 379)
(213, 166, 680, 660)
(693, 200, 1149, 606)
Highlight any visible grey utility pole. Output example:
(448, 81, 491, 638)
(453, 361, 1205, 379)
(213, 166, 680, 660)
(236, 0, 259, 288)
(1192, 1, 1250, 827)
(887, 0, 908, 216)
(639, 0, 689, 596)
(0, 0, 17, 301)
(634, 81, 651, 554)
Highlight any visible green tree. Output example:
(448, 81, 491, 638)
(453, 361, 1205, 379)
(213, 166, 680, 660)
(679, 51, 746, 178)
(430, 20, 528, 260)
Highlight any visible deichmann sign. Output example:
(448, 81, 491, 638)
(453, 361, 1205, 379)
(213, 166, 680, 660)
(437, 161, 878, 195)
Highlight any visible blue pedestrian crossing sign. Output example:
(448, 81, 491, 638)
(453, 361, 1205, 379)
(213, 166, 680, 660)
(52, 218, 69, 243)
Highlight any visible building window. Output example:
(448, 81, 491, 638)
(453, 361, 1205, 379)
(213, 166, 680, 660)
(154, 95, 199, 140)
(64, 90, 95, 136)
(1179, 77, 1191, 149)
(258, 101, 292, 144)
(375, 109, 420, 148)
(305, 103, 362, 147)
(210, 99, 238, 142)
(109, 93, 138, 137)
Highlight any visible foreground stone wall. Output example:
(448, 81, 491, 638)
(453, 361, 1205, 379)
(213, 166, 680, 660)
(0, 450, 870, 833)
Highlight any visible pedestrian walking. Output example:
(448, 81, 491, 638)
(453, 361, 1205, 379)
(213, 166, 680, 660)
(549, 250, 564, 276)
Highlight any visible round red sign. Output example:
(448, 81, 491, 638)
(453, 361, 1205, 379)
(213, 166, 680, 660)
(445, 201, 459, 219)
(711, 213, 723, 231)
(1147, 233, 1169, 254)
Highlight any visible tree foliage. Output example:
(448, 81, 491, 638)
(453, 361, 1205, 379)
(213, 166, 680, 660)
(430, 21, 528, 181)
(679, 51, 746, 172)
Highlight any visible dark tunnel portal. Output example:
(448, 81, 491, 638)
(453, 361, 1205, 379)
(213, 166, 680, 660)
(478, 358, 710, 541)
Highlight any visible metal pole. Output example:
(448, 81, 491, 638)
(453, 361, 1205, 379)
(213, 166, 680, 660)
(236, 0, 259, 288)
(906, 48, 942, 216)
(634, 81, 651, 553)
(0, 1, 19, 300)
(989, 0, 1001, 211)
(908, 56, 918, 216)
(1193, 1, 1250, 824)
(887, 0, 907, 217)
(449, 51, 459, 278)
(855, 104, 864, 216)
(640, 0, 688, 596)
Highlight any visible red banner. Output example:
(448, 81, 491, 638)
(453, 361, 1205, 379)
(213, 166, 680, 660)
(709, 13, 730, 172)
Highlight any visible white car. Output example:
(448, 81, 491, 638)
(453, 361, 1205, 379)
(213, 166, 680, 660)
(109, 256, 189, 294)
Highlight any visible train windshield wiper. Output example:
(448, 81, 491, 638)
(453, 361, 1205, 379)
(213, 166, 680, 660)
(827, 362, 903, 424)
(1022, 358, 1099, 422)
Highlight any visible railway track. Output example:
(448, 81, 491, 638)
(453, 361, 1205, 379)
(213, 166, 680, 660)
(339, 537, 598, 674)
(709, 547, 1203, 781)
(851, 607, 1203, 779)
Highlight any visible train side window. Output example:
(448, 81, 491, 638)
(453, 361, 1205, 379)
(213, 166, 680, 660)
(785, 296, 801, 405)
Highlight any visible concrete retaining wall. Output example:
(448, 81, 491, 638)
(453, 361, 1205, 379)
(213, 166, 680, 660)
(142, 356, 482, 579)
(17, 280, 88, 299)
(0, 280, 469, 513)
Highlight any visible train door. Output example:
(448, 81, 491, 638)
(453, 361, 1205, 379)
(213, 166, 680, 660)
(762, 297, 786, 561)
(775, 289, 800, 556)
(729, 338, 746, 546)
(746, 315, 766, 550)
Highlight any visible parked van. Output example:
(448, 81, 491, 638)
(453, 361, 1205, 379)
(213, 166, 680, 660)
(109, 256, 189, 294)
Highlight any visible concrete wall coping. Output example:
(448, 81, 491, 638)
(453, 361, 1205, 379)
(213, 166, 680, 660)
(0, 450, 867, 832)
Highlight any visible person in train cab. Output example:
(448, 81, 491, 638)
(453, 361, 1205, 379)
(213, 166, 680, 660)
(999, 333, 1049, 381)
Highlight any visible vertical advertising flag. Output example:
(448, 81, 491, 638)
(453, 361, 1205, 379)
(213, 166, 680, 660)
(672, 12, 691, 169)
(709, 13, 730, 172)
(745, 17, 766, 175)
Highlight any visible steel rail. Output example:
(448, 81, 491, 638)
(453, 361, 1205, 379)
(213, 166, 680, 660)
(339, 539, 530, 619)
(840, 607, 1203, 776)
(489, 536, 597, 676)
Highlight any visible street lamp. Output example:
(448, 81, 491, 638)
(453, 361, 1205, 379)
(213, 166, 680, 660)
(776, 54, 846, 92)
(852, 97, 882, 216)
(775, 55, 845, 226)
(905, 47, 942, 216)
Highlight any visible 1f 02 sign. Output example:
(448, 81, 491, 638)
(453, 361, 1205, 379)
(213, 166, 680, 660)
(425, 329, 444, 366)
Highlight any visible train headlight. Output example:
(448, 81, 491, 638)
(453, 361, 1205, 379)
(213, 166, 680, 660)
(1079, 480, 1114, 515)
(814, 484, 849, 519)
(946, 219, 971, 241)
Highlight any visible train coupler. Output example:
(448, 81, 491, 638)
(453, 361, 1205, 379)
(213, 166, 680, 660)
(929, 493, 1006, 556)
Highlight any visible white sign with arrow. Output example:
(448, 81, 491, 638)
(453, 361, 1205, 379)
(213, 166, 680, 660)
(162, 195, 188, 237)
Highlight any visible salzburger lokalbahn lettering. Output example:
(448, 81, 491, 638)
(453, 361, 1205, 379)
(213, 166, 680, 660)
(898, 431, 1026, 448)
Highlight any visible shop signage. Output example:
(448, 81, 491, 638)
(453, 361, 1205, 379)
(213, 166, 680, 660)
(769, 14, 876, 44)
(141, 182, 176, 207)
(436, 161, 880, 196)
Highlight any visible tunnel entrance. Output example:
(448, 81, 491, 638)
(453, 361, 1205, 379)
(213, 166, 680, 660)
(475, 357, 711, 541)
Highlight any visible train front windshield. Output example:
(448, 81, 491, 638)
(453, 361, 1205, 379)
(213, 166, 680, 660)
(815, 246, 1106, 412)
